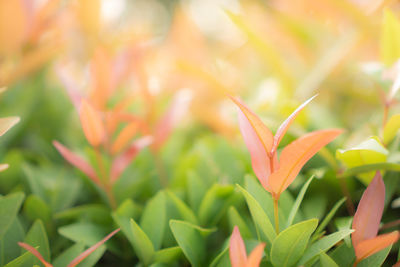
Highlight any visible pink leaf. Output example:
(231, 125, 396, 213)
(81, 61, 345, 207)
(110, 136, 152, 183)
(271, 95, 317, 155)
(67, 228, 120, 267)
(53, 141, 101, 186)
(229, 226, 247, 267)
(18, 242, 53, 267)
(352, 171, 385, 249)
(238, 109, 271, 191)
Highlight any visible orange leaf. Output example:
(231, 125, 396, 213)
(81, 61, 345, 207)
(90, 48, 111, 109)
(232, 96, 273, 190)
(271, 95, 317, 154)
(268, 129, 342, 198)
(53, 141, 101, 186)
(352, 171, 385, 249)
(79, 99, 105, 147)
(355, 231, 399, 261)
(246, 243, 265, 267)
(110, 136, 152, 183)
(67, 228, 120, 267)
(229, 226, 247, 267)
(111, 122, 139, 155)
(18, 242, 53, 267)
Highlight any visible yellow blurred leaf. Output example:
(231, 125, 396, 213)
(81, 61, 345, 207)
(0, 116, 20, 137)
(336, 137, 388, 184)
(383, 113, 400, 145)
(380, 9, 400, 66)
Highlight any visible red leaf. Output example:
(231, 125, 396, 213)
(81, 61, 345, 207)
(229, 226, 247, 267)
(271, 95, 316, 154)
(246, 243, 265, 267)
(110, 136, 152, 183)
(53, 141, 101, 186)
(352, 172, 385, 249)
(268, 129, 342, 198)
(56, 64, 83, 110)
(18, 242, 53, 267)
(67, 228, 120, 267)
(355, 231, 399, 261)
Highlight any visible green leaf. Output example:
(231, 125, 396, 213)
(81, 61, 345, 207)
(236, 184, 276, 244)
(381, 9, 400, 66)
(340, 163, 400, 178)
(336, 137, 388, 184)
(270, 219, 318, 267)
(140, 191, 166, 250)
(298, 229, 353, 265)
(286, 176, 314, 227)
(130, 218, 155, 265)
(312, 198, 346, 241)
(198, 184, 235, 225)
(3, 251, 34, 267)
(113, 198, 142, 220)
(54, 204, 113, 225)
(0, 217, 25, 265)
(209, 242, 229, 267)
(228, 206, 252, 239)
(23, 195, 51, 223)
(76, 245, 106, 267)
(329, 243, 355, 267)
(154, 247, 182, 264)
(357, 245, 392, 267)
(335, 217, 353, 247)
(167, 191, 198, 224)
(24, 220, 50, 264)
(170, 220, 214, 267)
(187, 171, 207, 213)
(53, 243, 85, 267)
(319, 252, 339, 267)
(58, 223, 118, 254)
(0, 192, 24, 239)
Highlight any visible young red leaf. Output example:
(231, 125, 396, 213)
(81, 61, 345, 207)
(352, 172, 385, 248)
(67, 228, 120, 267)
(229, 226, 247, 267)
(246, 243, 265, 267)
(355, 231, 399, 260)
(79, 99, 105, 147)
(268, 129, 342, 198)
(53, 141, 101, 186)
(18, 242, 53, 267)
(230, 95, 274, 153)
(271, 95, 317, 154)
(0, 116, 20, 137)
(110, 136, 152, 183)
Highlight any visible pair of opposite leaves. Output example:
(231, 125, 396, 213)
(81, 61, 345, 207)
(230, 94, 342, 200)
(229, 172, 399, 267)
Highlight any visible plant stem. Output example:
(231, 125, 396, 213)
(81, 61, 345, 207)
(95, 148, 117, 210)
(153, 151, 168, 187)
(274, 197, 280, 234)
